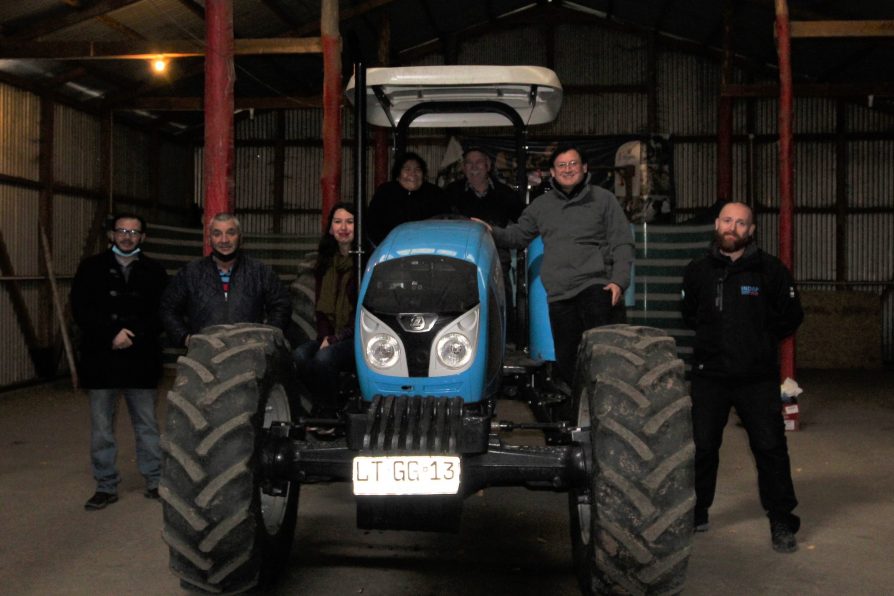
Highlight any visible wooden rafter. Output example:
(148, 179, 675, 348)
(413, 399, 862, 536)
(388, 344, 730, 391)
(125, 95, 323, 110)
(96, 15, 147, 40)
(791, 20, 894, 38)
(259, 0, 301, 29)
(0, 38, 323, 60)
(172, 0, 205, 21)
(7, 0, 144, 40)
(722, 82, 894, 98)
(286, 0, 399, 36)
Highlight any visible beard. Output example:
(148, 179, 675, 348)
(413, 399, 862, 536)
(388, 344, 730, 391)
(714, 229, 753, 253)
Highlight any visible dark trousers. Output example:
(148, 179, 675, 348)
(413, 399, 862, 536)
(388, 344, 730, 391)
(293, 339, 354, 416)
(691, 375, 799, 529)
(548, 284, 616, 385)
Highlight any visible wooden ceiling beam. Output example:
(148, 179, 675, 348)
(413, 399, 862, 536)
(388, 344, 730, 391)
(791, 20, 894, 38)
(95, 15, 147, 40)
(722, 82, 894, 98)
(172, 0, 205, 21)
(0, 37, 323, 59)
(259, 0, 301, 29)
(287, 0, 399, 36)
(124, 95, 324, 110)
(8, 0, 144, 40)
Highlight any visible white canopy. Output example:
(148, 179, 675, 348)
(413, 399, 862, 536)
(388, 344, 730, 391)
(345, 65, 563, 128)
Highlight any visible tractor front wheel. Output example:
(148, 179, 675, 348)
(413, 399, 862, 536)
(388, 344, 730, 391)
(160, 323, 299, 593)
(569, 324, 694, 595)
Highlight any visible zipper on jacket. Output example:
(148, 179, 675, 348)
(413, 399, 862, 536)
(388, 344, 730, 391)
(715, 275, 724, 312)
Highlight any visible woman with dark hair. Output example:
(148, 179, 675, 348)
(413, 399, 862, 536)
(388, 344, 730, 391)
(293, 202, 361, 422)
(367, 151, 447, 245)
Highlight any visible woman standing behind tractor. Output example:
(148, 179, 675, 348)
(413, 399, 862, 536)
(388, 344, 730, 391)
(293, 202, 362, 424)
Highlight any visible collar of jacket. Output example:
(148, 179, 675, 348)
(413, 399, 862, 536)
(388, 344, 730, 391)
(553, 180, 589, 201)
(206, 251, 244, 271)
(710, 241, 760, 268)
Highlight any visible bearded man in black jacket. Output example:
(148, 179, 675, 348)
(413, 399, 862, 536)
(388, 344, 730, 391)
(159, 213, 291, 348)
(681, 201, 804, 553)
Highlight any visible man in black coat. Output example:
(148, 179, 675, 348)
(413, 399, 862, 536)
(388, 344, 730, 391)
(445, 148, 524, 303)
(70, 213, 169, 510)
(159, 212, 291, 348)
(681, 201, 804, 553)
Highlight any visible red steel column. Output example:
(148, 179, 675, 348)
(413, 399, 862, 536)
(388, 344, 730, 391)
(775, 0, 796, 379)
(717, 0, 734, 204)
(320, 0, 342, 232)
(203, 0, 235, 254)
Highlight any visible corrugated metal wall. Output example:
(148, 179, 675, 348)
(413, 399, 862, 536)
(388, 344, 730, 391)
(0, 184, 40, 387)
(54, 105, 102, 190)
(0, 83, 40, 180)
(0, 82, 42, 387)
(0, 80, 193, 388)
(112, 125, 153, 202)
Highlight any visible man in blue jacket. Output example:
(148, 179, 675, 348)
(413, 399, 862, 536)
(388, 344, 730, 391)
(681, 201, 804, 553)
(159, 213, 291, 348)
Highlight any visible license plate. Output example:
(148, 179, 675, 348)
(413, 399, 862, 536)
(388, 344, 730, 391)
(352, 455, 461, 496)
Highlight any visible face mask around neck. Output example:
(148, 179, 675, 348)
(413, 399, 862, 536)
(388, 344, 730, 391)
(112, 245, 141, 257)
(212, 248, 239, 262)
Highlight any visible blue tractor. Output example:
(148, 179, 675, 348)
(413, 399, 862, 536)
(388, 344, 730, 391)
(160, 65, 694, 595)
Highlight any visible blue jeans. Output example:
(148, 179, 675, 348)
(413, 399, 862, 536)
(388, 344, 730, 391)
(293, 339, 355, 416)
(89, 388, 161, 494)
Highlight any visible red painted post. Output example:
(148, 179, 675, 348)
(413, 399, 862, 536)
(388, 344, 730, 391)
(203, 0, 235, 254)
(321, 0, 342, 232)
(717, 98, 733, 203)
(775, 0, 796, 380)
(717, 0, 734, 204)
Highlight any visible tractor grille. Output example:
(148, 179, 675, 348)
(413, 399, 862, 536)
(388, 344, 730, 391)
(360, 395, 465, 453)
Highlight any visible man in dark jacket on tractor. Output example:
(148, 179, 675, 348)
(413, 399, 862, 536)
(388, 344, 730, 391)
(681, 201, 804, 553)
(71, 213, 168, 510)
(159, 212, 291, 348)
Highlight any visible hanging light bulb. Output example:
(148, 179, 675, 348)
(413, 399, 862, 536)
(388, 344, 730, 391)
(151, 56, 168, 74)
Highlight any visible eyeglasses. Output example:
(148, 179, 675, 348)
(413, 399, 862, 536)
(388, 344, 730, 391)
(114, 228, 143, 237)
(554, 160, 580, 169)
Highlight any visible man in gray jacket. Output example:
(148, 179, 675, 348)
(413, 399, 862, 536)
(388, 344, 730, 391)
(479, 143, 634, 389)
(160, 213, 291, 347)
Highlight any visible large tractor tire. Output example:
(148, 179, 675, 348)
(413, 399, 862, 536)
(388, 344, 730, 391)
(160, 324, 299, 594)
(569, 324, 694, 595)
(289, 252, 317, 346)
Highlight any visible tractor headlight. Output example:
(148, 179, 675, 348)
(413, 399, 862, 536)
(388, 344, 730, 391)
(366, 334, 400, 369)
(436, 333, 472, 369)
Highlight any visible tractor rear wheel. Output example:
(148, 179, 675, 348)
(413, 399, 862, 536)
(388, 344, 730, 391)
(569, 324, 694, 595)
(160, 323, 298, 593)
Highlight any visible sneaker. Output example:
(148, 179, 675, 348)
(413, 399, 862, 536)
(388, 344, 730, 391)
(694, 509, 709, 532)
(771, 521, 798, 553)
(144, 488, 160, 500)
(84, 491, 118, 511)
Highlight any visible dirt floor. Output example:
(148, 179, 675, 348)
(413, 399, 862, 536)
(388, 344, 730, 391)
(1, 368, 893, 595)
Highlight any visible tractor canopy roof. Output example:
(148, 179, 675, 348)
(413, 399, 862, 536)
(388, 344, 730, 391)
(346, 65, 563, 129)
